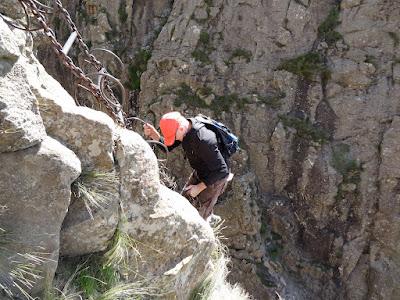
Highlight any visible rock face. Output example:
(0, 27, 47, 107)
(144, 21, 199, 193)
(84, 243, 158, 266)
(116, 128, 216, 298)
(0, 7, 220, 299)
(0, 137, 81, 297)
(0, 19, 46, 152)
(132, 0, 400, 299)
(30, 0, 400, 299)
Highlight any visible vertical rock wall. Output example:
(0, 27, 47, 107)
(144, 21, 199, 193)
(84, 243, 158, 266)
(29, 0, 400, 299)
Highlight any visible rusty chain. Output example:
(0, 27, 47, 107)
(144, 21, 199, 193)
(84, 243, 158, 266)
(15, 0, 125, 125)
(52, 0, 125, 110)
(2, 1, 168, 160)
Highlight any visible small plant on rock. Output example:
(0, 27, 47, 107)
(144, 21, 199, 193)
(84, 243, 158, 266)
(73, 171, 119, 219)
(189, 223, 250, 300)
(318, 6, 343, 46)
(278, 52, 330, 81)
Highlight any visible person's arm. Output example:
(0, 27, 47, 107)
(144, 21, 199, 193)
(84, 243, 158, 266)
(143, 123, 180, 151)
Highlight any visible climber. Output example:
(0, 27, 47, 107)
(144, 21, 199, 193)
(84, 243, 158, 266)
(143, 111, 232, 222)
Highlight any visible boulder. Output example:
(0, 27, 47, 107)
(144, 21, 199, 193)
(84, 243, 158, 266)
(60, 188, 120, 257)
(23, 54, 116, 171)
(0, 18, 46, 152)
(115, 128, 216, 298)
(0, 136, 81, 297)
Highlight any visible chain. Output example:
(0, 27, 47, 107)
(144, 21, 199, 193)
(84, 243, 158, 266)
(18, 0, 124, 125)
(53, 0, 122, 109)
(53, 0, 102, 71)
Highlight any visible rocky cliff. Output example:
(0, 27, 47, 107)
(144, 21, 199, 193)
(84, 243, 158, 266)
(4, 0, 400, 299)
(0, 6, 252, 299)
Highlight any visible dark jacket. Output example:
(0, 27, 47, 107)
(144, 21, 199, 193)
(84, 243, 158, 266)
(161, 118, 229, 186)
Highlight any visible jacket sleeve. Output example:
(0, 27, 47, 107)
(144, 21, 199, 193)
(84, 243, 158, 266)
(197, 139, 229, 186)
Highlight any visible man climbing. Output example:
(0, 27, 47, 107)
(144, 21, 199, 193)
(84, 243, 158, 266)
(143, 111, 232, 222)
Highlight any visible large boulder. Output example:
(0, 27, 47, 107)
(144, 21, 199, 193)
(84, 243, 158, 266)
(0, 136, 81, 297)
(60, 188, 120, 257)
(0, 18, 46, 152)
(23, 54, 116, 171)
(115, 128, 216, 298)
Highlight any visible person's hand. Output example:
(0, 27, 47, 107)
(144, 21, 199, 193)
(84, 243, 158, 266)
(185, 182, 207, 198)
(143, 123, 160, 141)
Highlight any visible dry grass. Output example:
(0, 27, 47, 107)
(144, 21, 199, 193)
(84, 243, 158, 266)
(189, 222, 251, 300)
(73, 171, 119, 219)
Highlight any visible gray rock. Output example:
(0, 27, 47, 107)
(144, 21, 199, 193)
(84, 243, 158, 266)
(24, 55, 116, 171)
(115, 128, 216, 299)
(0, 19, 46, 153)
(0, 136, 81, 297)
(60, 186, 120, 257)
(0, 17, 25, 60)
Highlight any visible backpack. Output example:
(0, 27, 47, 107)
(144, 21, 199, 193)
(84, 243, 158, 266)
(194, 114, 239, 158)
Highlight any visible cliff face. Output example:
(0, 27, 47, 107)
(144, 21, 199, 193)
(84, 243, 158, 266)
(25, 0, 400, 299)
(0, 9, 222, 299)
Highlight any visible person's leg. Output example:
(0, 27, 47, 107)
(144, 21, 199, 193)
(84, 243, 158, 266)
(197, 178, 228, 219)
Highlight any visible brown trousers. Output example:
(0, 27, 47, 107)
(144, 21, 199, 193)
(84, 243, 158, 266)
(184, 171, 228, 220)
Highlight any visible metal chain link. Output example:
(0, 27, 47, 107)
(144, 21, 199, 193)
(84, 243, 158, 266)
(53, 0, 123, 111)
(53, 0, 102, 70)
(18, 0, 124, 125)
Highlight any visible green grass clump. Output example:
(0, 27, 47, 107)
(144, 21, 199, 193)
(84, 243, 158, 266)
(172, 84, 249, 115)
(212, 94, 250, 114)
(192, 31, 215, 65)
(331, 144, 362, 184)
(127, 49, 152, 90)
(73, 171, 119, 219)
(256, 91, 286, 109)
(118, 0, 128, 24)
(331, 144, 362, 200)
(278, 52, 330, 81)
(174, 83, 209, 108)
(191, 49, 211, 64)
(279, 115, 329, 144)
(229, 48, 252, 63)
(103, 226, 140, 268)
(318, 6, 342, 46)
(388, 32, 399, 47)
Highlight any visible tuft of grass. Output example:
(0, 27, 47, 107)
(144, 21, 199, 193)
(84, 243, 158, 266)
(318, 6, 342, 46)
(118, 0, 128, 24)
(73, 258, 119, 298)
(189, 224, 250, 300)
(331, 144, 362, 185)
(0, 251, 50, 300)
(73, 171, 119, 219)
(103, 226, 140, 268)
(279, 115, 329, 144)
(192, 31, 215, 65)
(97, 282, 160, 300)
(159, 162, 178, 191)
(174, 83, 209, 108)
(331, 144, 362, 200)
(229, 48, 252, 63)
(255, 91, 286, 109)
(388, 32, 399, 47)
(278, 52, 330, 81)
(212, 94, 250, 114)
(172, 83, 250, 114)
(127, 49, 152, 91)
